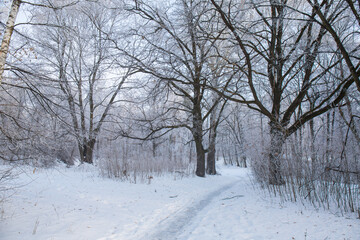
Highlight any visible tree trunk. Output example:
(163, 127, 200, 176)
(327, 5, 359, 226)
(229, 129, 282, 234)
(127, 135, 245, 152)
(234, 147, 240, 167)
(309, 118, 316, 176)
(242, 155, 247, 168)
(269, 122, 285, 185)
(194, 135, 205, 177)
(0, 0, 21, 84)
(193, 89, 205, 177)
(77, 141, 84, 163)
(189, 140, 193, 163)
(325, 112, 331, 165)
(193, 107, 205, 177)
(152, 140, 157, 158)
(206, 133, 216, 175)
(206, 106, 217, 175)
(83, 139, 96, 164)
(222, 148, 227, 165)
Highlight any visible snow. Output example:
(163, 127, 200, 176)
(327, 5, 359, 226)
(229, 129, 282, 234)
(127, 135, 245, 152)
(0, 164, 359, 240)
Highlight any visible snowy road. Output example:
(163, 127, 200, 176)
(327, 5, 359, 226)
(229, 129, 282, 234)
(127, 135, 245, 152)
(1, 165, 359, 240)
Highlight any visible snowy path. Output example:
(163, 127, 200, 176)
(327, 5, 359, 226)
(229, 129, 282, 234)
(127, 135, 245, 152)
(120, 168, 359, 240)
(146, 180, 238, 240)
(1, 165, 359, 240)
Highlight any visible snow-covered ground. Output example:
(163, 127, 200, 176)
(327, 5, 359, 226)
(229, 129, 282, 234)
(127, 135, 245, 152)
(0, 164, 359, 240)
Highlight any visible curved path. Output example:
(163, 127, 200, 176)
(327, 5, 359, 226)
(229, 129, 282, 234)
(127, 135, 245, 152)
(145, 179, 239, 240)
(136, 168, 359, 240)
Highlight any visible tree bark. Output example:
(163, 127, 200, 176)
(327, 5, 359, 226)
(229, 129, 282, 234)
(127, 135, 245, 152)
(234, 147, 240, 167)
(309, 118, 316, 175)
(195, 135, 205, 177)
(83, 139, 96, 164)
(0, 0, 21, 84)
(242, 155, 247, 168)
(269, 122, 285, 185)
(206, 102, 218, 175)
(206, 130, 216, 175)
(193, 103, 205, 177)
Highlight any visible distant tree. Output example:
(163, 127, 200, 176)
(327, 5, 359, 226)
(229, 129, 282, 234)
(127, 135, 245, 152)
(220, 104, 248, 168)
(26, 1, 137, 164)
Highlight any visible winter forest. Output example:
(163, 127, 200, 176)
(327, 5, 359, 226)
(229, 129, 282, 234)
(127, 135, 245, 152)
(0, 0, 360, 239)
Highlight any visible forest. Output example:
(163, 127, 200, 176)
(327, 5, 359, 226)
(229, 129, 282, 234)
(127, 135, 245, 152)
(0, 0, 359, 218)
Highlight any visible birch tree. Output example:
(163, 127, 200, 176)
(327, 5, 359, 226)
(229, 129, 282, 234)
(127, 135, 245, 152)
(0, 0, 21, 84)
(0, 0, 81, 84)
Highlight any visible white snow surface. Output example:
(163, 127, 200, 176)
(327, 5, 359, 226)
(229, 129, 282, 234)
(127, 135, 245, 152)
(1, 164, 359, 240)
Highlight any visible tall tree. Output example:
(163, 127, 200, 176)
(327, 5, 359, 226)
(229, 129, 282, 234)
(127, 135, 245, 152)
(211, 0, 355, 184)
(28, 1, 136, 164)
(122, 0, 229, 176)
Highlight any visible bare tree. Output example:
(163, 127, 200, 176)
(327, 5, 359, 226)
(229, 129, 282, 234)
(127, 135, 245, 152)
(205, 56, 230, 174)
(0, 0, 81, 84)
(120, 0, 230, 176)
(25, 1, 137, 164)
(307, 0, 360, 92)
(220, 104, 248, 168)
(211, 0, 356, 184)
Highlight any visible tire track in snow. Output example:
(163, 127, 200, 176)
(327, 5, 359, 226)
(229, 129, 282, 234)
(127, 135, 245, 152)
(144, 179, 238, 240)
